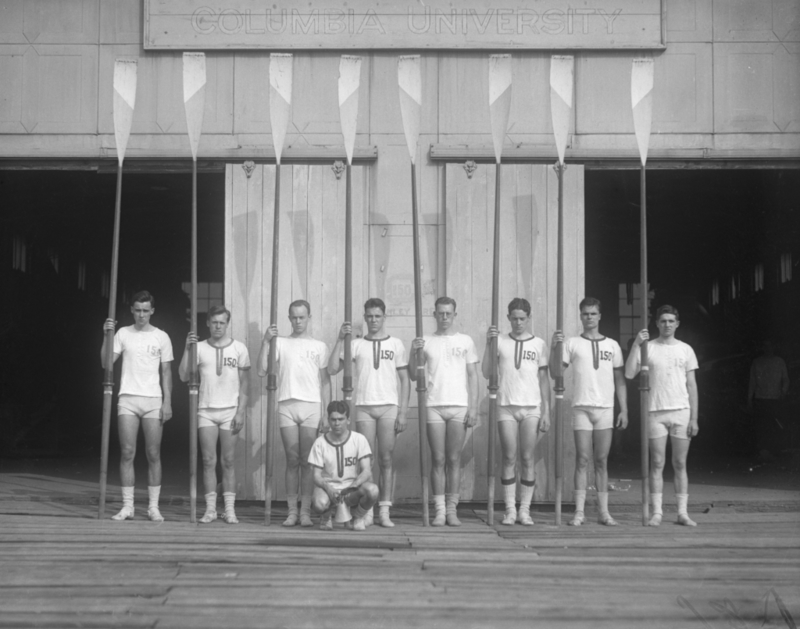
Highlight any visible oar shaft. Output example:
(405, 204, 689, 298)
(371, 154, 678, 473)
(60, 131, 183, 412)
(487, 162, 502, 525)
(639, 164, 650, 526)
(343, 164, 353, 401)
(265, 162, 281, 526)
(554, 163, 565, 526)
(189, 159, 199, 524)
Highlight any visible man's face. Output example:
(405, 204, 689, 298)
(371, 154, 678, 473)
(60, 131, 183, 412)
(207, 314, 229, 339)
(364, 307, 385, 335)
(657, 314, 679, 338)
(507, 309, 530, 336)
(434, 303, 456, 332)
(327, 411, 349, 436)
(131, 301, 153, 327)
(289, 305, 310, 335)
(580, 306, 601, 331)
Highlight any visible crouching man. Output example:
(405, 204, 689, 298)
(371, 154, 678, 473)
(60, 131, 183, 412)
(309, 401, 379, 531)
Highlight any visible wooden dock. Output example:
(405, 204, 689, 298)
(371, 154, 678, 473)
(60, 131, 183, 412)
(1, 472, 798, 629)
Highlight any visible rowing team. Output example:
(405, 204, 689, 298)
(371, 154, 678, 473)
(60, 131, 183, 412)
(101, 291, 698, 529)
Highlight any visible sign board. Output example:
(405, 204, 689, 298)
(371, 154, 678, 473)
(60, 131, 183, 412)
(144, 0, 665, 50)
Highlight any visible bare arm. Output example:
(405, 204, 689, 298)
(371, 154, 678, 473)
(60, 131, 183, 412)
(687, 370, 699, 437)
(408, 338, 425, 382)
(549, 331, 566, 376)
(256, 325, 278, 378)
(481, 327, 499, 380)
(625, 331, 647, 379)
(319, 368, 331, 432)
(538, 367, 551, 432)
(395, 368, 410, 433)
(160, 361, 173, 422)
(350, 455, 374, 489)
(100, 319, 120, 368)
(465, 362, 480, 427)
(614, 367, 629, 429)
(178, 332, 198, 383)
(232, 368, 249, 435)
(313, 465, 339, 503)
(327, 323, 350, 376)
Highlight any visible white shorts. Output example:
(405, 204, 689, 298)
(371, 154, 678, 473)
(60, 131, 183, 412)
(649, 408, 691, 440)
(118, 395, 161, 420)
(572, 406, 614, 431)
(498, 405, 541, 424)
(354, 404, 398, 424)
(278, 399, 321, 429)
(427, 406, 467, 424)
(198, 406, 236, 430)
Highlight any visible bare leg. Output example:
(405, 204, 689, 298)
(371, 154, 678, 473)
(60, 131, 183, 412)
(198, 426, 219, 496)
(280, 424, 301, 526)
(445, 419, 468, 495)
(298, 426, 318, 526)
(516, 416, 540, 526)
(375, 416, 397, 504)
(570, 430, 592, 525)
(219, 428, 236, 494)
(593, 428, 616, 525)
(498, 420, 518, 525)
(671, 435, 696, 526)
(427, 421, 446, 496)
(141, 417, 163, 488)
(648, 435, 668, 526)
(117, 415, 140, 488)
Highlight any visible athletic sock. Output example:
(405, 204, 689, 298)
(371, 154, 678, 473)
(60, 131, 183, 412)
(283, 494, 299, 526)
(651, 492, 663, 516)
(205, 492, 217, 513)
(432, 495, 446, 526)
(676, 494, 697, 526)
(445, 493, 461, 526)
(147, 486, 164, 522)
(112, 486, 135, 520)
(299, 494, 313, 526)
(502, 478, 516, 513)
(378, 501, 394, 527)
(223, 492, 238, 524)
(597, 491, 609, 516)
(519, 479, 535, 511)
(574, 489, 587, 515)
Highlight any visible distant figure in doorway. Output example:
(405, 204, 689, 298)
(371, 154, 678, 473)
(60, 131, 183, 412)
(101, 290, 173, 522)
(551, 297, 628, 527)
(179, 305, 250, 524)
(483, 298, 550, 526)
(257, 300, 331, 527)
(748, 339, 790, 462)
(409, 297, 480, 527)
(626, 305, 699, 527)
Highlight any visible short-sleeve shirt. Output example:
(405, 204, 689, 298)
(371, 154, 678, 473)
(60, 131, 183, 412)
(308, 431, 372, 492)
(195, 339, 250, 409)
(750, 356, 789, 400)
(421, 333, 478, 407)
(350, 337, 407, 406)
(276, 337, 329, 403)
(496, 335, 549, 407)
(626, 340, 698, 411)
(113, 326, 173, 398)
(563, 335, 624, 408)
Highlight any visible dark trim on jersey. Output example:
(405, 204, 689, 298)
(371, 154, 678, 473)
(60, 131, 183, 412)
(580, 334, 607, 371)
(513, 336, 537, 370)
(205, 339, 236, 377)
(367, 336, 390, 370)
(324, 431, 352, 478)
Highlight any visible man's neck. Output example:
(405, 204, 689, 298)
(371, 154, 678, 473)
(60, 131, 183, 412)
(365, 331, 387, 340)
(581, 328, 603, 339)
(208, 335, 232, 347)
(290, 331, 311, 339)
(133, 323, 153, 332)
(328, 429, 350, 444)
(510, 331, 532, 340)
(434, 328, 456, 336)
(656, 335, 678, 344)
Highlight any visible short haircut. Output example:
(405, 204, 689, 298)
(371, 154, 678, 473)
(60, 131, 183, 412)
(327, 400, 350, 418)
(206, 305, 231, 322)
(289, 299, 311, 315)
(434, 296, 457, 311)
(656, 304, 680, 320)
(507, 297, 531, 316)
(364, 297, 386, 314)
(579, 297, 602, 313)
(131, 290, 155, 308)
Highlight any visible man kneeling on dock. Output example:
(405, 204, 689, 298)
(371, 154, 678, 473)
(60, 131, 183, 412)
(309, 401, 378, 531)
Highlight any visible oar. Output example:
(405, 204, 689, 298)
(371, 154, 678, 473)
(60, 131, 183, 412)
(99, 58, 138, 520)
(549, 55, 574, 527)
(264, 53, 293, 526)
(183, 52, 207, 525)
(631, 57, 654, 527)
(398, 55, 429, 527)
(338, 56, 362, 404)
(487, 54, 512, 526)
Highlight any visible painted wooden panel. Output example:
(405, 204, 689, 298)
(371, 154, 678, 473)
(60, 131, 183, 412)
(713, 0, 800, 43)
(18, 0, 99, 45)
(100, 0, 142, 44)
(368, 53, 439, 136)
(714, 43, 800, 133)
(0, 2, 27, 45)
(0, 46, 26, 133)
(232, 53, 270, 135)
(666, 0, 712, 43)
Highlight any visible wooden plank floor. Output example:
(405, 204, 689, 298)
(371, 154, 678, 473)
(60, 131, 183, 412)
(1, 474, 798, 629)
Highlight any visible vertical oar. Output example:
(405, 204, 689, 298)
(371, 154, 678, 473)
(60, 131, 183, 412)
(183, 52, 207, 525)
(549, 55, 574, 527)
(398, 55, 429, 526)
(265, 53, 293, 526)
(487, 54, 512, 526)
(338, 56, 362, 403)
(631, 57, 654, 527)
(99, 59, 138, 519)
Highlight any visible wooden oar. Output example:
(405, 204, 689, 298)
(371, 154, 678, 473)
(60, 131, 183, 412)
(338, 56, 362, 404)
(549, 55, 574, 527)
(182, 52, 207, 525)
(631, 57, 654, 527)
(264, 53, 293, 526)
(99, 58, 138, 520)
(487, 54, 512, 526)
(398, 55, 429, 527)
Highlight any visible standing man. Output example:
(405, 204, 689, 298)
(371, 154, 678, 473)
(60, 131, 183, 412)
(257, 300, 331, 527)
(309, 401, 379, 531)
(409, 297, 479, 526)
(482, 298, 550, 526)
(626, 305, 699, 527)
(551, 297, 628, 527)
(328, 298, 410, 528)
(179, 305, 250, 524)
(101, 290, 173, 522)
(748, 339, 790, 462)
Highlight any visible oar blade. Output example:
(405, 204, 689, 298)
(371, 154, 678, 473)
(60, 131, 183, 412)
(269, 53, 293, 165)
(398, 55, 422, 165)
(338, 55, 362, 166)
(631, 57, 655, 166)
(549, 55, 574, 167)
(183, 52, 207, 161)
(488, 54, 512, 164)
(112, 59, 138, 166)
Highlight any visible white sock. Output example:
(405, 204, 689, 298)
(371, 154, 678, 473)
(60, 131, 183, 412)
(652, 492, 663, 515)
(204, 492, 217, 513)
(121, 486, 134, 511)
(148, 486, 161, 510)
(445, 494, 459, 515)
(433, 494, 446, 513)
(574, 489, 587, 513)
(223, 492, 236, 515)
(676, 493, 689, 516)
(519, 481, 535, 511)
(597, 491, 609, 515)
(502, 481, 516, 512)
(299, 494, 312, 517)
(379, 501, 391, 517)
(286, 494, 298, 516)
